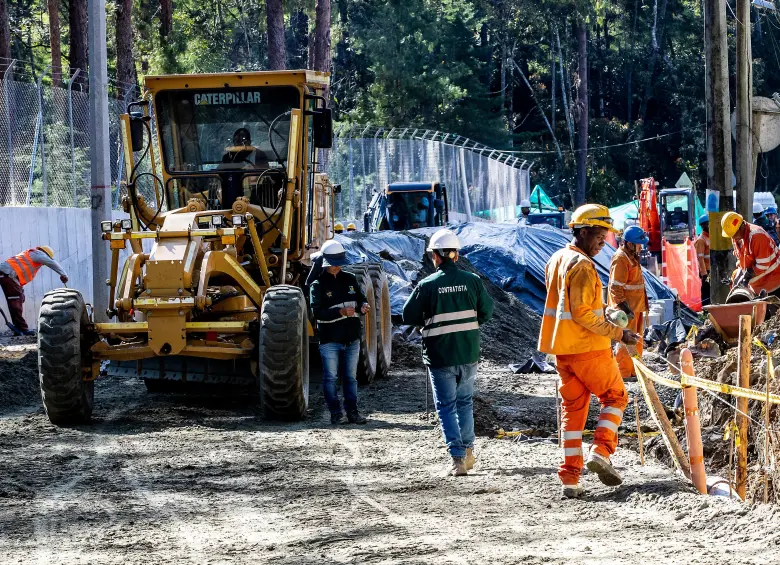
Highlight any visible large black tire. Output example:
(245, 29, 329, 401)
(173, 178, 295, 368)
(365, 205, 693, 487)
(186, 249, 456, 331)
(258, 285, 309, 420)
(347, 267, 378, 385)
(38, 288, 93, 426)
(366, 265, 392, 379)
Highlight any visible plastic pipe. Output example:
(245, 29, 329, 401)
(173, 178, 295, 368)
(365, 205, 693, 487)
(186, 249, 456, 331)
(681, 348, 707, 494)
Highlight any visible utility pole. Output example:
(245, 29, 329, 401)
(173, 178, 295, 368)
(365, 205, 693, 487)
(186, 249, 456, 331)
(89, 0, 112, 321)
(735, 0, 753, 219)
(704, 0, 734, 305)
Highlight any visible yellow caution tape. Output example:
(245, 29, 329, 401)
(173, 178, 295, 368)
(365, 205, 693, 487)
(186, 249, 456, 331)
(724, 419, 741, 448)
(634, 358, 780, 406)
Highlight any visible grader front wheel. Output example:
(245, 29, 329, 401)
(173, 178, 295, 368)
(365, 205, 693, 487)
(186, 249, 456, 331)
(38, 289, 94, 426)
(258, 285, 310, 420)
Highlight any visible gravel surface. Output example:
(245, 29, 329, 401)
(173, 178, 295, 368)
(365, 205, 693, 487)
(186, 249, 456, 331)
(2, 338, 780, 564)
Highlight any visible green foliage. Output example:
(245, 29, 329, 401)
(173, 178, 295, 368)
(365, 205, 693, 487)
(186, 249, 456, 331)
(11, 0, 780, 205)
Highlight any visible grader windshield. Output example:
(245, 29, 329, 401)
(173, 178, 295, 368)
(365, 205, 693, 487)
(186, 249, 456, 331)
(155, 85, 299, 209)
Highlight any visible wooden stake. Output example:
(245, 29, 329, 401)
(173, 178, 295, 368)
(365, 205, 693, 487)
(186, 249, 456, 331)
(736, 314, 751, 500)
(634, 395, 645, 465)
(765, 353, 772, 504)
(636, 367, 692, 479)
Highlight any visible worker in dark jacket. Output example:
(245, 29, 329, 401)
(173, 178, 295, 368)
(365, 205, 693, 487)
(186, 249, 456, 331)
(310, 239, 370, 425)
(403, 229, 494, 476)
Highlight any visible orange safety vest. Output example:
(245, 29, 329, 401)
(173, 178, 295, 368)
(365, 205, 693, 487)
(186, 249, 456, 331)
(608, 248, 648, 315)
(733, 222, 780, 294)
(538, 244, 622, 356)
(694, 233, 710, 275)
(6, 249, 44, 286)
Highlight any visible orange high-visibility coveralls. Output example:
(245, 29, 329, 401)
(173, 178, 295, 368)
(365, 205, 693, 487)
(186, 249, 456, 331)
(608, 248, 649, 379)
(732, 222, 780, 294)
(694, 232, 711, 276)
(538, 244, 629, 486)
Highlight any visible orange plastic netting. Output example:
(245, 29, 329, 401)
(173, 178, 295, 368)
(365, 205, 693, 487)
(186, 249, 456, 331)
(662, 238, 702, 311)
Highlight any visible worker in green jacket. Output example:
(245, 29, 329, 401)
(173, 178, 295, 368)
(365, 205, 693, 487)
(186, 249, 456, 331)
(403, 229, 494, 476)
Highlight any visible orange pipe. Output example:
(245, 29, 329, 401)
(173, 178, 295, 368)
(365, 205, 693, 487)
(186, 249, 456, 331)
(681, 348, 707, 494)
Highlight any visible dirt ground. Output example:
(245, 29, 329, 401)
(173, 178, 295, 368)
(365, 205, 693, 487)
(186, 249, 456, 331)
(4, 340, 780, 564)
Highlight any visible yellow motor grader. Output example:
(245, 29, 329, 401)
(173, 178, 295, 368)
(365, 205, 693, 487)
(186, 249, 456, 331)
(37, 70, 393, 425)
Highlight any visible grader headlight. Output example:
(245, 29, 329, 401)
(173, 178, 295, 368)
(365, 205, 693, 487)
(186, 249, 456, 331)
(101, 221, 112, 233)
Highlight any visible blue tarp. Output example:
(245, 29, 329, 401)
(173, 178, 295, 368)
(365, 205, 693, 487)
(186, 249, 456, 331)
(337, 223, 697, 324)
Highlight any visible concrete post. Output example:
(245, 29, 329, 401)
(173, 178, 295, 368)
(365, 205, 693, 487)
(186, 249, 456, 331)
(89, 0, 112, 320)
(704, 0, 734, 305)
(735, 0, 753, 219)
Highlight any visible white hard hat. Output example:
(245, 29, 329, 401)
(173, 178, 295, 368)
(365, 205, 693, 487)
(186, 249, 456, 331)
(426, 229, 461, 251)
(320, 239, 350, 267)
(753, 202, 764, 214)
(520, 199, 531, 208)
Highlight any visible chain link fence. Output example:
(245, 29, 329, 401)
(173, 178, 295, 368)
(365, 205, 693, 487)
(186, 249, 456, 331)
(0, 61, 136, 209)
(0, 64, 530, 224)
(324, 126, 532, 223)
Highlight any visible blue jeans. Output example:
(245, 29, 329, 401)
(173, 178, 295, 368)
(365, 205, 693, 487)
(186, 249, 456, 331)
(428, 363, 477, 458)
(319, 340, 360, 415)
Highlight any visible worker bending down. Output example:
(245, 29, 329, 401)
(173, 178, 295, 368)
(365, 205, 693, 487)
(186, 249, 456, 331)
(694, 215, 711, 302)
(403, 229, 494, 476)
(538, 204, 639, 498)
(722, 211, 780, 296)
(0, 246, 69, 335)
(609, 225, 649, 380)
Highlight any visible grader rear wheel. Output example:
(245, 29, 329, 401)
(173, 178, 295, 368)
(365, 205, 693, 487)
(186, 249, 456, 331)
(347, 267, 378, 385)
(258, 285, 310, 420)
(365, 265, 392, 379)
(38, 288, 94, 426)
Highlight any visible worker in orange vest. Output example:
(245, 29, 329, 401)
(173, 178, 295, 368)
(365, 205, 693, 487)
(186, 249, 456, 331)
(694, 215, 711, 302)
(722, 212, 780, 296)
(609, 226, 649, 380)
(0, 246, 69, 335)
(538, 204, 639, 499)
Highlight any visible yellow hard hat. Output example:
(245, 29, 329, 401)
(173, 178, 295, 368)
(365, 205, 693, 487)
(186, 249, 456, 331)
(721, 211, 744, 238)
(569, 204, 619, 233)
(347, 222, 357, 231)
(334, 222, 344, 233)
(37, 245, 55, 259)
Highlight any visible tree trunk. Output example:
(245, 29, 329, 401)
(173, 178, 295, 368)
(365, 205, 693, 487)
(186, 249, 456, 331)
(556, 26, 575, 152)
(48, 0, 62, 84)
(551, 25, 556, 133)
(115, 0, 134, 100)
(638, 0, 669, 121)
(627, 0, 638, 123)
(311, 0, 331, 71)
(266, 0, 286, 70)
(69, 0, 89, 81)
(160, 0, 172, 37)
(575, 19, 588, 207)
(0, 0, 10, 75)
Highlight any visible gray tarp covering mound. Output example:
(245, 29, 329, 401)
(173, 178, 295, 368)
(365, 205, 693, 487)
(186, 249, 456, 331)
(337, 222, 699, 326)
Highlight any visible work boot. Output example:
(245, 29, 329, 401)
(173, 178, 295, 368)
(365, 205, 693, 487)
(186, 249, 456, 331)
(331, 412, 347, 425)
(448, 457, 468, 477)
(585, 451, 623, 486)
(347, 410, 367, 424)
(464, 447, 475, 470)
(561, 483, 584, 499)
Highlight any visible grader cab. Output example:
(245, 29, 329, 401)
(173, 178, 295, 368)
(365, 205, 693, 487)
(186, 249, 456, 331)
(37, 70, 392, 425)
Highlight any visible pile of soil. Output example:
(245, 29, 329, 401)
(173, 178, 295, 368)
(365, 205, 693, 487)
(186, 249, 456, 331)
(0, 348, 40, 413)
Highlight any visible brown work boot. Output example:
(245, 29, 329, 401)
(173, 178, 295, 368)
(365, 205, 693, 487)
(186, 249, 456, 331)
(586, 451, 623, 486)
(448, 457, 468, 477)
(464, 448, 475, 470)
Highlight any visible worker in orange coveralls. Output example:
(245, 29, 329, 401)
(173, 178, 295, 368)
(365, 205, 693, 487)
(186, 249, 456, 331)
(538, 204, 640, 499)
(722, 211, 780, 296)
(609, 225, 649, 381)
